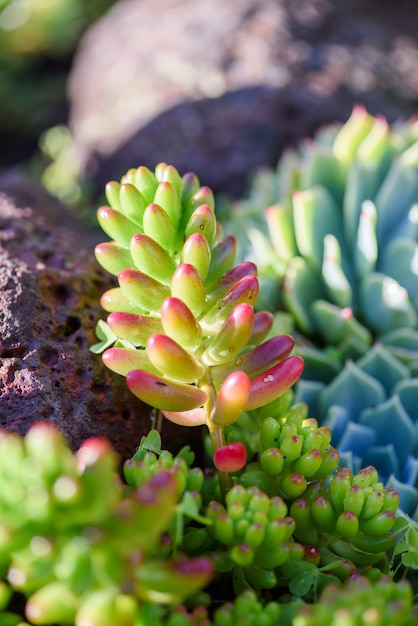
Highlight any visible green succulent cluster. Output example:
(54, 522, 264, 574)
(136, 589, 281, 626)
(0, 419, 414, 625)
(293, 574, 418, 626)
(204, 484, 297, 591)
(124, 412, 400, 588)
(234, 411, 398, 580)
(92, 162, 304, 494)
(0, 423, 213, 625)
(226, 107, 418, 518)
(237, 398, 340, 499)
(289, 465, 399, 574)
(210, 589, 280, 626)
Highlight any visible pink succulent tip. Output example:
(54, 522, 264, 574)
(213, 442, 247, 473)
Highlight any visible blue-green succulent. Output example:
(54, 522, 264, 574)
(226, 107, 418, 519)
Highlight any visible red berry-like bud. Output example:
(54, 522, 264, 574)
(304, 545, 321, 566)
(213, 443, 247, 473)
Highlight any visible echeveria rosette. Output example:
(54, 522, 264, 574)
(231, 107, 418, 363)
(92, 162, 304, 495)
(227, 108, 418, 516)
(296, 344, 418, 520)
(0, 424, 214, 625)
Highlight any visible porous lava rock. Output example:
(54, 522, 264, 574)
(68, 0, 418, 198)
(0, 173, 193, 461)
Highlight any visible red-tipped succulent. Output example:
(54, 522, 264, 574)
(92, 163, 304, 493)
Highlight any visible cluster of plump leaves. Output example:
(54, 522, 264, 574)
(91, 163, 304, 462)
(123, 411, 402, 595)
(0, 424, 213, 626)
(237, 398, 340, 500)
(232, 410, 400, 581)
(224, 107, 418, 519)
(134, 589, 281, 626)
(1, 420, 416, 625)
(293, 573, 418, 626)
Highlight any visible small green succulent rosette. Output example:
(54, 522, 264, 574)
(0, 423, 214, 625)
(293, 574, 417, 626)
(91, 163, 304, 473)
(227, 108, 418, 518)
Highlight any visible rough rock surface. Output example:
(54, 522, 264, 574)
(68, 0, 418, 197)
(0, 174, 193, 461)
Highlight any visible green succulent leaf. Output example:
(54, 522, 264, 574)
(90, 320, 118, 354)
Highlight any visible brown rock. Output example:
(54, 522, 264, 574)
(68, 0, 418, 197)
(0, 173, 195, 461)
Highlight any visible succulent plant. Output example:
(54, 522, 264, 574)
(0, 423, 213, 625)
(212, 589, 280, 626)
(293, 573, 418, 626)
(230, 106, 418, 334)
(0, 415, 412, 624)
(135, 589, 281, 626)
(91, 162, 304, 495)
(226, 107, 418, 518)
(233, 411, 399, 584)
(296, 344, 418, 520)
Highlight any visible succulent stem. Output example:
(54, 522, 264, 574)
(208, 421, 233, 497)
(201, 377, 234, 498)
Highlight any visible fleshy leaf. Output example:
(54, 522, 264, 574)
(246, 356, 304, 411)
(171, 263, 206, 317)
(210, 371, 251, 427)
(126, 370, 207, 412)
(358, 272, 417, 334)
(292, 187, 345, 270)
(359, 395, 416, 464)
(181, 233, 211, 280)
(321, 234, 352, 308)
(107, 311, 163, 347)
(210, 334, 295, 383)
(203, 303, 254, 366)
(160, 297, 202, 352)
(119, 269, 170, 314)
(130, 233, 176, 284)
(102, 347, 157, 377)
(120, 182, 147, 225)
(146, 334, 205, 382)
(94, 242, 134, 276)
(319, 360, 386, 422)
(97, 206, 140, 247)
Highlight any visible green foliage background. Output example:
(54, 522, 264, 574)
(0, 0, 114, 166)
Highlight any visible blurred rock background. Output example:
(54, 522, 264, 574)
(1, 0, 418, 453)
(67, 0, 418, 198)
(1, 0, 418, 203)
